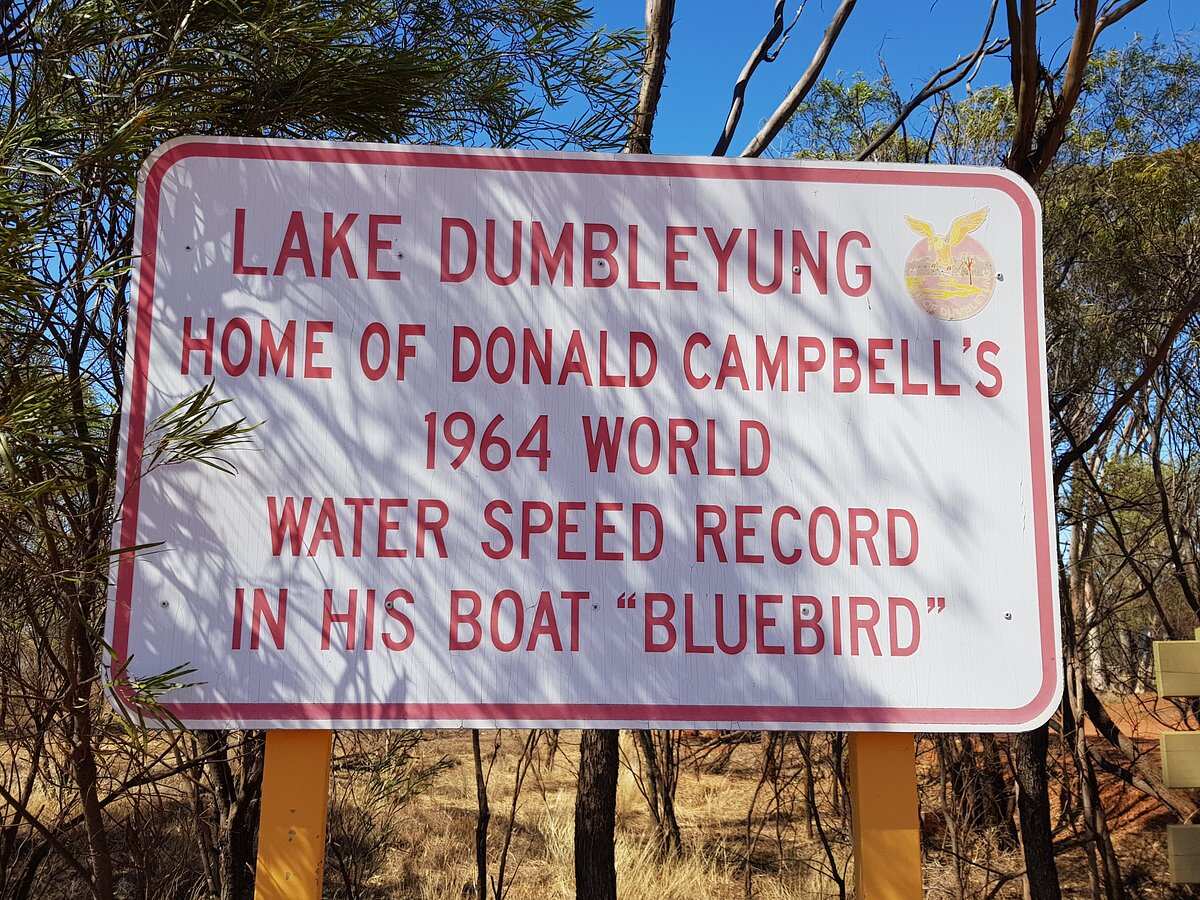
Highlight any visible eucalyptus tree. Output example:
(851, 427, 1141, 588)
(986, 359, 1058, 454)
(0, 2, 638, 897)
(778, 36, 1200, 899)
(606, 2, 1167, 897)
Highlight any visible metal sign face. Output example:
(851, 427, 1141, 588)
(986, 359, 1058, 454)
(107, 137, 1059, 730)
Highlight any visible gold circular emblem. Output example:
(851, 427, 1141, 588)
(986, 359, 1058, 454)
(903, 209, 995, 321)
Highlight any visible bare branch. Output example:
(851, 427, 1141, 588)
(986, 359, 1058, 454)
(1094, 0, 1151, 43)
(1053, 290, 1200, 485)
(856, 0, 1000, 161)
(625, 0, 676, 154)
(0, 780, 97, 890)
(739, 0, 857, 158)
(1084, 684, 1199, 819)
(712, 0, 806, 156)
(1149, 376, 1200, 615)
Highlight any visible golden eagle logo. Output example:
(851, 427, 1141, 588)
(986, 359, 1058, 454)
(903, 208, 996, 320)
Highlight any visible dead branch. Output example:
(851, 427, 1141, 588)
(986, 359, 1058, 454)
(856, 0, 1002, 161)
(1093, 0, 1152, 49)
(712, 0, 806, 156)
(740, 0, 857, 158)
(1054, 290, 1200, 484)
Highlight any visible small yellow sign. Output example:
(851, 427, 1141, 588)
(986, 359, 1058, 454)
(1169, 826, 1200, 883)
(1161, 732, 1200, 788)
(1154, 637, 1200, 697)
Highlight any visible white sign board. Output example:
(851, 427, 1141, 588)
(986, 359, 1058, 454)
(107, 137, 1059, 731)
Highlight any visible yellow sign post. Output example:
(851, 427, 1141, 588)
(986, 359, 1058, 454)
(849, 732, 923, 899)
(1154, 628, 1200, 884)
(253, 730, 334, 900)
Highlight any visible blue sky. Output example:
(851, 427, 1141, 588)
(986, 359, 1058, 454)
(591, 0, 1198, 156)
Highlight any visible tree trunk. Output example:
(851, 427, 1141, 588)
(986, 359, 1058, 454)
(575, 730, 619, 900)
(1013, 725, 1061, 900)
(221, 783, 261, 900)
(657, 755, 683, 855)
(1067, 657, 1126, 900)
(200, 730, 264, 900)
(472, 730, 490, 900)
(635, 730, 661, 828)
(1083, 574, 1108, 691)
(67, 614, 114, 900)
(980, 734, 1019, 849)
(636, 730, 682, 854)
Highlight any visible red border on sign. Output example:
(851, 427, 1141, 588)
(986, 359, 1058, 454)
(110, 139, 1058, 728)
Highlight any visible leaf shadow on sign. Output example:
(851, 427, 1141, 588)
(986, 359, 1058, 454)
(125, 150, 1039, 730)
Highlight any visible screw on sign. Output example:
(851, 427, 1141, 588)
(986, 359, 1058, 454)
(107, 138, 1057, 899)
(1154, 628, 1200, 883)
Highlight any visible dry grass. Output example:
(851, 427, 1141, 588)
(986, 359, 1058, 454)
(323, 729, 1175, 900)
(2, 726, 1177, 898)
(335, 731, 851, 899)
(328, 730, 849, 899)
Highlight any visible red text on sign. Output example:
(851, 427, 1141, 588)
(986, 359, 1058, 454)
(267, 496, 450, 559)
(232, 208, 403, 280)
(448, 589, 588, 652)
(180, 317, 333, 379)
(643, 592, 921, 657)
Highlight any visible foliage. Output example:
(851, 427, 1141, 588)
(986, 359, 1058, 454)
(0, 1, 639, 896)
(782, 33, 1200, 898)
